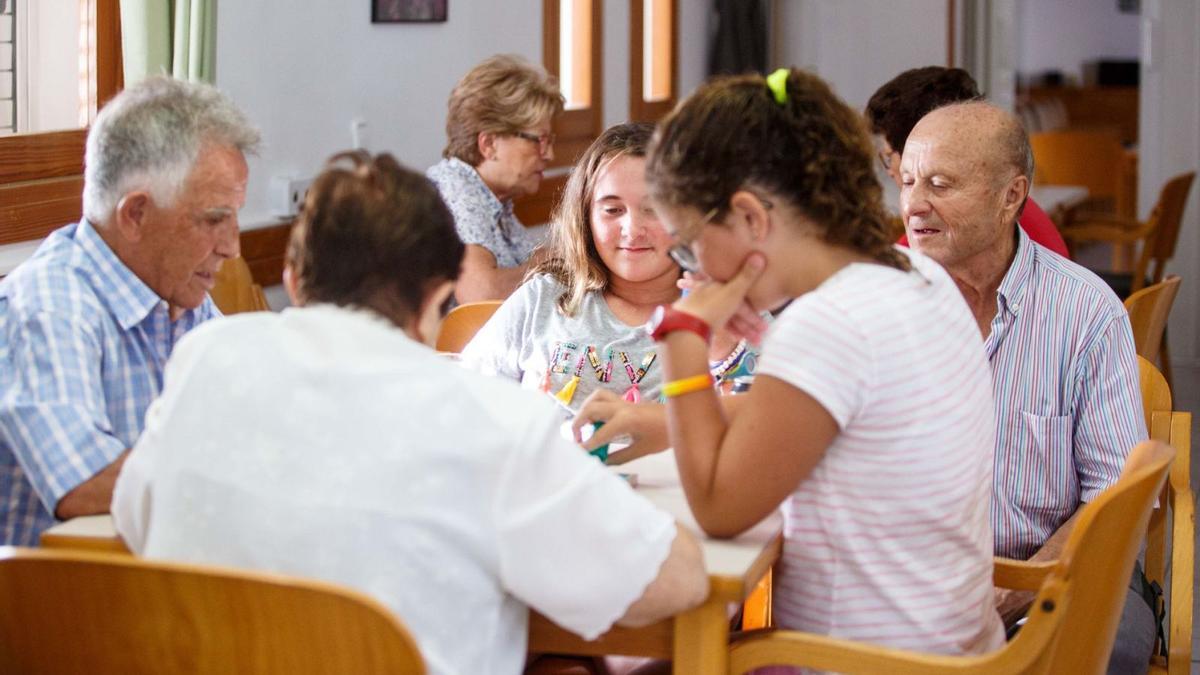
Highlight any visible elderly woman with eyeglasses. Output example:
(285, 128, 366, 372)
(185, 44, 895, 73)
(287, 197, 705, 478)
(461, 123, 756, 415)
(428, 54, 564, 303)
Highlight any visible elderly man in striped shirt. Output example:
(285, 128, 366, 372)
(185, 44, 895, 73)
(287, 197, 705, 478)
(901, 101, 1152, 673)
(0, 77, 259, 546)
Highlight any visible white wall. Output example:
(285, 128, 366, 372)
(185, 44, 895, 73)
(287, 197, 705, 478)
(771, 0, 948, 111)
(217, 0, 712, 232)
(1139, 0, 1200, 383)
(0, 0, 711, 276)
(216, 1, 540, 228)
(1015, 0, 1139, 86)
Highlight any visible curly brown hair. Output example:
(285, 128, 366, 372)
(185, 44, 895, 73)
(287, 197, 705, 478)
(647, 68, 909, 272)
(287, 151, 463, 321)
(532, 122, 656, 317)
(865, 66, 980, 155)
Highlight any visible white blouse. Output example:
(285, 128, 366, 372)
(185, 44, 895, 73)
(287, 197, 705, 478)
(113, 304, 676, 675)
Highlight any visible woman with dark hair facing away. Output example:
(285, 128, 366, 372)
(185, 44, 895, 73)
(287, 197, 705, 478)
(113, 152, 709, 675)
(577, 69, 1004, 656)
(866, 66, 1069, 256)
(463, 122, 755, 415)
(429, 54, 565, 303)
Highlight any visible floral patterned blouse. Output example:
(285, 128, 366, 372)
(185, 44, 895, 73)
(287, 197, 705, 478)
(427, 157, 541, 268)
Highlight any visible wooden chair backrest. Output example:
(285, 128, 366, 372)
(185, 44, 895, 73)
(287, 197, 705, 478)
(1137, 172, 1195, 288)
(210, 256, 272, 314)
(435, 300, 502, 353)
(1125, 276, 1182, 364)
(728, 441, 1172, 675)
(1138, 356, 1173, 434)
(1046, 440, 1173, 674)
(0, 547, 425, 674)
(1138, 357, 1194, 674)
(1030, 128, 1125, 203)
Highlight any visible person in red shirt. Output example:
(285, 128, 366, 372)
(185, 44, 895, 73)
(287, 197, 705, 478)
(867, 67, 1069, 257)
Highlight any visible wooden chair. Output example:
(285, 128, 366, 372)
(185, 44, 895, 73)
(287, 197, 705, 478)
(435, 300, 502, 353)
(1125, 276, 1182, 387)
(1061, 171, 1194, 296)
(1138, 358, 1194, 675)
(1030, 128, 1137, 219)
(728, 440, 1174, 674)
(741, 569, 772, 630)
(210, 256, 272, 314)
(0, 546, 425, 674)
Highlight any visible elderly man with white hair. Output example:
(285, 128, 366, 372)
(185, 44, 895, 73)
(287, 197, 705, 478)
(0, 77, 259, 545)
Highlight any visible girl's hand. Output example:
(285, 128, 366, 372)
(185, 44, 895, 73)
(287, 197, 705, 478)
(674, 254, 767, 344)
(571, 389, 670, 465)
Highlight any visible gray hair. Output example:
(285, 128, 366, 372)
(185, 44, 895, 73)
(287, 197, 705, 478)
(83, 77, 260, 223)
(1015, 127, 1035, 186)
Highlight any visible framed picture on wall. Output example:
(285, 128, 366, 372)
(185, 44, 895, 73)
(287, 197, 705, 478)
(372, 0, 447, 23)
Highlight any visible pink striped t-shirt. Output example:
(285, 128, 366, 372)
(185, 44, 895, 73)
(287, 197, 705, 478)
(756, 247, 1004, 656)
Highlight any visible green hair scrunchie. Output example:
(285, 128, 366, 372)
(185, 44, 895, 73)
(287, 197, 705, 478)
(766, 68, 790, 105)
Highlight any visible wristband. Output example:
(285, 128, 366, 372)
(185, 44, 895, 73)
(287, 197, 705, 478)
(661, 373, 715, 398)
(648, 305, 712, 344)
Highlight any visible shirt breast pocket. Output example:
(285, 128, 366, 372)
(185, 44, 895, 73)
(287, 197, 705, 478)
(1005, 411, 1076, 514)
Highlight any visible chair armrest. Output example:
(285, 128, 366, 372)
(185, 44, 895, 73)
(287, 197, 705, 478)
(730, 578, 1070, 674)
(731, 628, 977, 675)
(994, 557, 1055, 591)
(1167, 482, 1194, 673)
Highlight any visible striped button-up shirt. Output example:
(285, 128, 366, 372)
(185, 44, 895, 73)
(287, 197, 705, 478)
(987, 228, 1145, 560)
(0, 220, 218, 545)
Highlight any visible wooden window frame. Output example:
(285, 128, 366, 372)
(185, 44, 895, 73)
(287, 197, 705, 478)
(0, 0, 122, 247)
(629, 0, 678, 123)
(0, 1, 293, 286)
(542, 0, 603, 168)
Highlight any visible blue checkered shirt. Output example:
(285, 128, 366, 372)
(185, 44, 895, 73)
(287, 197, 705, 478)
(0, 220, 218, 545)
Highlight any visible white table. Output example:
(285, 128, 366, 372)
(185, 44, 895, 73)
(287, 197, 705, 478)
(1030, 185, 1089, 217)
(527, 450, 782, 673)
(40, 451, 783, 675)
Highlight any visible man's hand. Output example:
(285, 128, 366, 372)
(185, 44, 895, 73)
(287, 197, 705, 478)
(993, 586, 1036, 627)
(54, 450, 130, 520)
(571, 390, 670, 465)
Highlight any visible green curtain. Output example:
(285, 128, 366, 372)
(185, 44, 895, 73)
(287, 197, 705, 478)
(121, 0, 216, 85)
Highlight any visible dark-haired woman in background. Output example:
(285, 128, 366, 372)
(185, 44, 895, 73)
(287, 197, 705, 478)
(577, 69, 1004, 657)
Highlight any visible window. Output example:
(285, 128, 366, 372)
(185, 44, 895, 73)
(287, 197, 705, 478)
(630, 0, 677, 123)
(516, 0, 603, 226)
(0, 1, 13, 134)
(0, 0, 121, 246)
(542, 0, 602, 167)
(1, 0, 116, 136)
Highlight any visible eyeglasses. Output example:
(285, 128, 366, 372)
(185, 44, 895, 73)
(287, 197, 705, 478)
(666, 207, 719, 274)
(878, 150, 893, 172)
(667, 244, 701, 273)
(667, 197, 772, 274)
(512, 130, 556, 154)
